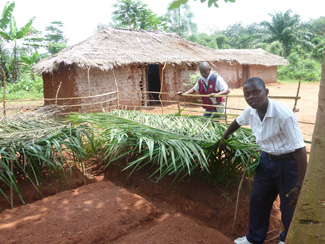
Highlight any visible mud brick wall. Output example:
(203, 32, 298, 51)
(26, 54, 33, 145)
(211, 61, 242, 88)
(248, 65, 277, 84)
(42, 64, 76, 108)
(74, 65, 143, 112)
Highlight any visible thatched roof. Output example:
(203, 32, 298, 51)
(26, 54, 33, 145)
(33, 27, 289, 74)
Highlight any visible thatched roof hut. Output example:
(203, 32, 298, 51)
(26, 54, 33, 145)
(33, 27, 288, 74)
(33, 27, 289, 112)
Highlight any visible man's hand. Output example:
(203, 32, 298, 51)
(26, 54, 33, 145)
(286, 186, 301, 206)
(177, 91, 182, 95)
(218, 138, 227, 152)
(210, 93, 216, 97)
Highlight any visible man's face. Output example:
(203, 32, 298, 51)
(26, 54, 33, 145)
(200, 67, 211, 79)
(243, 82, 269, 109)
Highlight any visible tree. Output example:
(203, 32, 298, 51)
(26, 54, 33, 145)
(309, 16, 325, 37)
(168, 0, 235, 9)
(286, 50, 325, 244)
(261, 10, 312, 58)
(111, 0, 162, 30)
(44, 21, 67, 55)
(162, 3, 197, 37)
(223, 22, 263, 49)
(0, 1, 35, 82)
(22, 27, 45, 55)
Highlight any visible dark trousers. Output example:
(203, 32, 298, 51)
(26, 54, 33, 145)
(203, 109, 216, 117)
(246, 151, 298, 244)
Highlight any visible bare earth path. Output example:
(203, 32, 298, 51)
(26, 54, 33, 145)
(0, 82, 319, 244)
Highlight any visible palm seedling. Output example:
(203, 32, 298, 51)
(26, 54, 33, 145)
(69, 110, 261, 184)
(0, 106, 94, 204)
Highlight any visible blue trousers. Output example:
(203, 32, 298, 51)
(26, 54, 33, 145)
(246, 151, 298, 244)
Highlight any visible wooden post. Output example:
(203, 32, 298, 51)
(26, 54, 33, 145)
(1, 67, 6, 118)
(112, 70, 120, 109)
(293, 76, 302, 112)
(159, 63, 167, 115)
(55, 82, 62, 106)
(55, 82, 62, 119)
(173, 68, 181, 114)
(87, 67, 92, 112)
(10, 159, 13, 209)
(224, 94, 228, 124)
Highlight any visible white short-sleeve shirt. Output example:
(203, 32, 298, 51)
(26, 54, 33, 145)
(193, 72, 228, 92)
(236, 99, 305, 155)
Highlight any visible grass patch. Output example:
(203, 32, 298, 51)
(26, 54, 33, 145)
(278, 79, 321, 84)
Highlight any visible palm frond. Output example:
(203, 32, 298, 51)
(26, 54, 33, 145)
(0, 106, 94, 204)
(69, 110, 261, 184)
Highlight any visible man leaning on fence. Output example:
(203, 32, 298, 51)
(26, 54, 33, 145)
(177, 61, 230, 117)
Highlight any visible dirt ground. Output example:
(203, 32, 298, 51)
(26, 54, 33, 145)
(0, 82, 319, 244)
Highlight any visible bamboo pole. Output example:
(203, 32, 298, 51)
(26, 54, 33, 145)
(112, 70, 120, 109)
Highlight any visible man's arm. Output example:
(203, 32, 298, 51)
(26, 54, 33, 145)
(210, 88, 230, 97)
(286, 146, 307, 206)
(219, 119, 241, 151)
(177, 88, 196, 95)
(211, 76, 229, 97)
(295, 146, 307, 187)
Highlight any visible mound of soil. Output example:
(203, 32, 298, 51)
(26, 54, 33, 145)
(0, 161, 283, 244)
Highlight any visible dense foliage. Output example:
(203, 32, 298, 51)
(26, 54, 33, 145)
(0, 0, 323, 99)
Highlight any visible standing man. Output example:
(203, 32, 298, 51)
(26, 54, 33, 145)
(219, 77, 307, 244)
(178, 61, 230, 117)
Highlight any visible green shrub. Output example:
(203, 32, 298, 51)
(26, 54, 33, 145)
(278, 52, 321, 81)
(0, 75, 43, 100)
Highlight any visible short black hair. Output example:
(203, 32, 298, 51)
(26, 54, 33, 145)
(244, 77, 266, 89)
(199, 61, 210, 70)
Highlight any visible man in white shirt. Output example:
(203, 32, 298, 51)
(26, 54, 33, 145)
(178, 62, 230, 117)
(219, 77, 307, 244)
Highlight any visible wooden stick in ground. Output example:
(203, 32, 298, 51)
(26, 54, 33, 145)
(1, 66, 6, 118)
(55, 82, 62, 119)
(173, 69, 181, 114)
(159, 63, 166, 115)
(224, 94, 228, 124)
(293, 76, 302, 112)
(231, 153, 252, 234)
(112, 70, 120, 109)
(55, 82, 62, 106)
(10, 159, 14, 209)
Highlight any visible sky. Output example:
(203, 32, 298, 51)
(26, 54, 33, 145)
(3, 0, 324, 46)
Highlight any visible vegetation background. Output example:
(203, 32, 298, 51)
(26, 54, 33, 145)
(0, 0, 324, 101)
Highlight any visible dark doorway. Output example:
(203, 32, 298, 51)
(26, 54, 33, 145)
(148, 64, 161, 104)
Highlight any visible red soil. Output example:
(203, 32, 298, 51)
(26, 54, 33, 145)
(0, 82, 318, 244)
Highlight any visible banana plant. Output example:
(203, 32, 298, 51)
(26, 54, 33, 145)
(20, 51, 38, 80)
(0, 1, 15, 30)
(0, 1, 35, 82)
